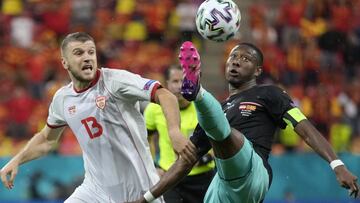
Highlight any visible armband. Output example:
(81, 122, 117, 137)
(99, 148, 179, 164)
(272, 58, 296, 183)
(283, 108, 307, 128)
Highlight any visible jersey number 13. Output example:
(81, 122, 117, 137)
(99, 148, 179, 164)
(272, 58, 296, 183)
(81, 116, 103, 139)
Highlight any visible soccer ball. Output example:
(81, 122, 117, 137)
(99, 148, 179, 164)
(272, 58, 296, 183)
(195, 0, 241, 42)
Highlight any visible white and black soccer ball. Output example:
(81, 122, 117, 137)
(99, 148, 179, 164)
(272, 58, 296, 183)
(195, 0, 241, 42)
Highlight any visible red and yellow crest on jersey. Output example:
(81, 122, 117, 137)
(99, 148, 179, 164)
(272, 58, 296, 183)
(95, 96, 106, 110)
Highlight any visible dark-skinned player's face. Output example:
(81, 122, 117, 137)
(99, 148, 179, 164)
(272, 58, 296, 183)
(225, 45, 262, 87)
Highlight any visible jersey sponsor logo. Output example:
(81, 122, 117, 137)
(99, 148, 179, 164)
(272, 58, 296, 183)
(95, 96, 106, 110)
(239, 102, 262, 116)
(239, 104, 256, 111)
(68, 105, 76, 115)
(143, 80, 156, 90)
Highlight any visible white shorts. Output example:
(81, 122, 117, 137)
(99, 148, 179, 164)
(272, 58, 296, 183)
(64, 178, 164, 203)
(64, 179, 115, 203)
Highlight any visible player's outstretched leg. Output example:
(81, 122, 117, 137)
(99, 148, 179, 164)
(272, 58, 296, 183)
(179, 41, 230, 141)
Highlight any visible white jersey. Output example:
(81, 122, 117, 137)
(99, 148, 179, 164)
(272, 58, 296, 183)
(47, 68, 163, 202)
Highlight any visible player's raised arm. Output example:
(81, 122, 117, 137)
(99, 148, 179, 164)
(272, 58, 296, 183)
(0, 125, 64, 189)
(294, 119, 359, 198)
(153, 87, 197, 164)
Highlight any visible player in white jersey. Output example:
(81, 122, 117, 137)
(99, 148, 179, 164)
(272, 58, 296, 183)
(0, 32, 197, 203)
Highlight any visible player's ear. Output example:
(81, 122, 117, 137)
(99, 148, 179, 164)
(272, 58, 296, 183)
(255, 66, 262, 77)
(61, 57, 69, 70)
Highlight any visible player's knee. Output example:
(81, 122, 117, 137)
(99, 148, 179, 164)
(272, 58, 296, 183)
(211, 128, 246, 159)
(230, 128, 245, 147)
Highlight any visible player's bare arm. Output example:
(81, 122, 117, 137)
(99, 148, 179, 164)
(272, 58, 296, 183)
(154, 87, 197, 164)
(0, 125, 64, 189)
(295, 120, 359, 198)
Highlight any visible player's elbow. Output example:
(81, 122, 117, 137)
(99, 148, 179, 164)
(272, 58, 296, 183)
(46, 139, 58, 152)
(37, 132, 58, 155)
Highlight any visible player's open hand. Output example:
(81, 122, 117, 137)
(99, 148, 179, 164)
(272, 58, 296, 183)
(334, 165, 359, 198)
(169, 129, 197, 164)
(0, 161, 19, 189)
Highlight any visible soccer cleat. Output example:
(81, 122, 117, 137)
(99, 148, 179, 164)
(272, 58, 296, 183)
(179, 41, 201, 101)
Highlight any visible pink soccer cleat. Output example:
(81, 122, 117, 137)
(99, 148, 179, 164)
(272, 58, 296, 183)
(179, 41, 201, 101)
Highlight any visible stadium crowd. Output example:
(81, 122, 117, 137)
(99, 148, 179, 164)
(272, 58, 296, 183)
(0, 0, 359, 157)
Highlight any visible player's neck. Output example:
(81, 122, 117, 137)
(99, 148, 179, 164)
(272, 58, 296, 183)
(228, 80, 257, 96)
(70, 70, 100, 92)
(73, 81, 92, 91)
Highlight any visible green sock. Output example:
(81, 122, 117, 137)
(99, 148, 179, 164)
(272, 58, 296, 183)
(194, 90, 231, 141)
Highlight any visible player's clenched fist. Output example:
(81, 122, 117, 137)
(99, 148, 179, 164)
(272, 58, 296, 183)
(0, 161, 19, 189)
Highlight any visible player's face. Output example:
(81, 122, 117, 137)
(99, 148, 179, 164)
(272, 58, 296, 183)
(225, 45, 261, 87)
(166, 69, 189, 104)
(62, 40, 98, 84)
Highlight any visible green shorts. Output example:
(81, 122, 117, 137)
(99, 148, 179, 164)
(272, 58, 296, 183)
(204, 138, 269, 203)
